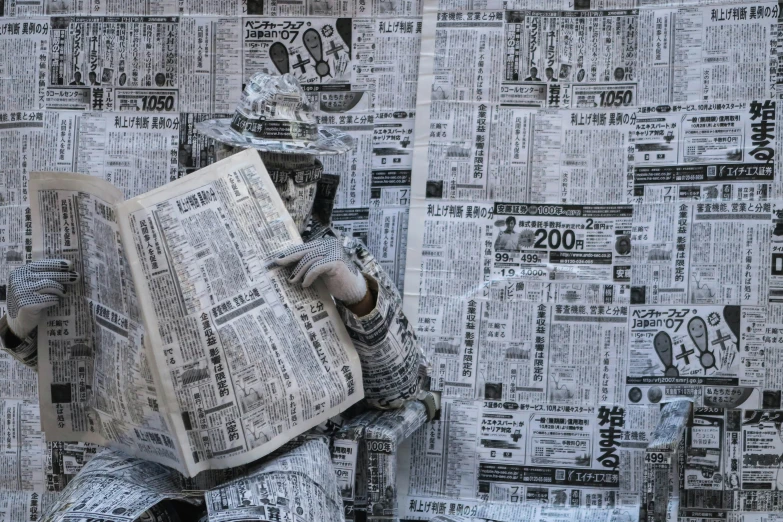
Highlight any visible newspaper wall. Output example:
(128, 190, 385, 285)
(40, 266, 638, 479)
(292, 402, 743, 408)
(401, 0, 783, 521)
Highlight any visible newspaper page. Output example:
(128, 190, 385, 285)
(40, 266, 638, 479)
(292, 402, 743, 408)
(116, 148, 364, 476)
(45, 111, 181, 197)
(630, 200, 773, 305)
(0, 349, 98, 520)
(0, 19, 48, 111)
(499, 5, 777, 108)
(29, 171, 184, 471)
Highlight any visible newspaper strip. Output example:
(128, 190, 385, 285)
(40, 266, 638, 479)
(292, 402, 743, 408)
(116, 148, 364, 476)
(640, 398, 691, 522)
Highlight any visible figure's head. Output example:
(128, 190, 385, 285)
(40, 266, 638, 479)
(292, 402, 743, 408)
(545, 67, 554, 80)
(529, 67, 538, 77)
(261, 151, 324, 233)
(505, 216, 516, 232)
(74, 71, 82, 81)
(88, 71, 97, 83)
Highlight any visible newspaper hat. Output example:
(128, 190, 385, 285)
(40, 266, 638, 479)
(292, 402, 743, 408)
(196, 72, 353, 155)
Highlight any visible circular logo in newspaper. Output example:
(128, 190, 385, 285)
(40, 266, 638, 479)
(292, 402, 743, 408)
(519, 229, 536, 248)
(528, 205, 538, 215)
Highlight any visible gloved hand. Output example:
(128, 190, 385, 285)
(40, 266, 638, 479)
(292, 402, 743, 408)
(7, 259, 79, 339)
(274, 237, 368, 305)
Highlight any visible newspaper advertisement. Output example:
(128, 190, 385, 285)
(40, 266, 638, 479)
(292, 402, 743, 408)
(116, 148, 364, 476)
(47, 16, 179, 112)
(630, 101, 778, 204)
(398, 399, 644, 520)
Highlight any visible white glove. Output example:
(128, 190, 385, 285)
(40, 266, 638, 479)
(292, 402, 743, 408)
(7, 259, 79, 339)
(275, 237, 368, 305)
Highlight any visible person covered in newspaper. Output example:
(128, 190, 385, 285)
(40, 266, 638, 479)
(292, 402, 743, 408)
(1, 73, 437, 521)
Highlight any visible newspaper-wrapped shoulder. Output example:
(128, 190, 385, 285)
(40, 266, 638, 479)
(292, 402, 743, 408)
(0, 259, 80, 369)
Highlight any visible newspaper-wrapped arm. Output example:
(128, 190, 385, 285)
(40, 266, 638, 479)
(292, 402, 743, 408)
(0, 316, 39, 369)
(335, 234, 430, 410)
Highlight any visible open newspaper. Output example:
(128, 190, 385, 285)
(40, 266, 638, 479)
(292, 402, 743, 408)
(27, 148, 364, 477)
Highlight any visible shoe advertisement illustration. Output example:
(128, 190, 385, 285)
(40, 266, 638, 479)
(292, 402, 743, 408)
(245, 18, 370, 113)
(631, 305, 741, 382)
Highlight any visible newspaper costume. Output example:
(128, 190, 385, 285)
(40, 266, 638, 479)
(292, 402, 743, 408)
(5, 1, 783, 522)
(197, 72, 430, 411)
(3, 75, 435, 521)
(193, 74, 436, 521)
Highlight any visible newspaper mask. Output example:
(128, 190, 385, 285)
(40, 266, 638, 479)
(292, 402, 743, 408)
(195, 72, 353, 155)
(262, 152, 321, 233)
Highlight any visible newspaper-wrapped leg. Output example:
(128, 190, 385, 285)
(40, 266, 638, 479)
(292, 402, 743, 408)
(204, 437, 345, 522)
(333, 400, 430, 522)
(38, 449, 195, 522)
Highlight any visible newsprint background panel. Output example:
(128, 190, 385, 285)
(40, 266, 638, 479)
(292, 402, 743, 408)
(400, 0, 783, 521)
